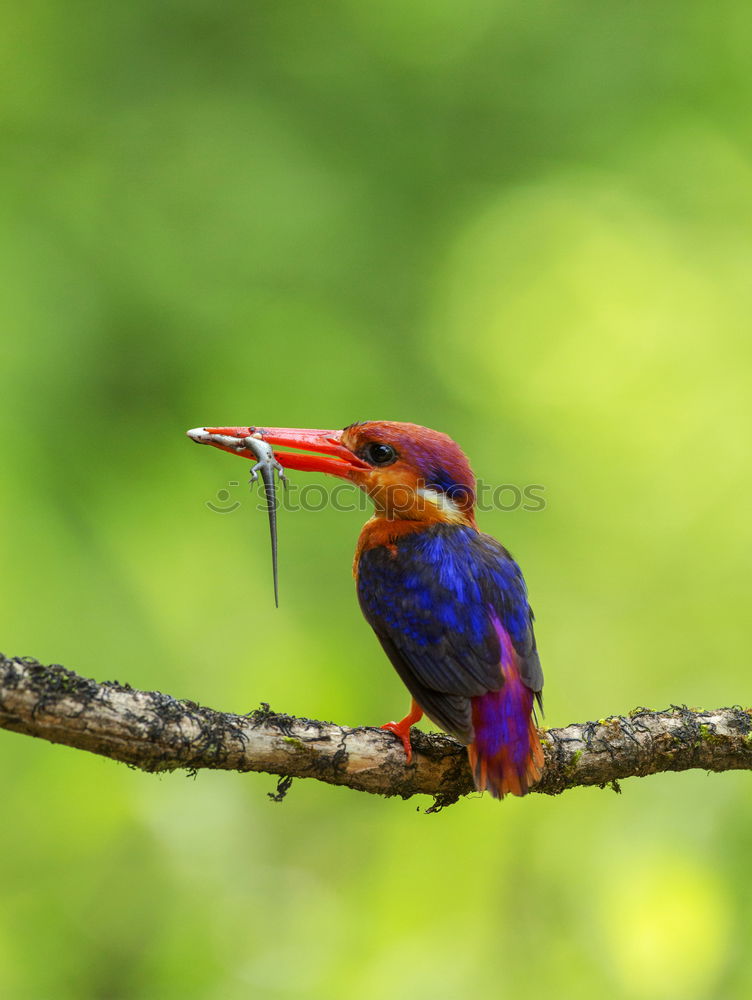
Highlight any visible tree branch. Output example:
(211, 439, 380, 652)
(1, 653, 750, 807)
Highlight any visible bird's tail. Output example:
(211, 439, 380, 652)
(468, 662, 544, 799)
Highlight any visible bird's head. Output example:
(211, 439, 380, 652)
(187, 420, 477, 526)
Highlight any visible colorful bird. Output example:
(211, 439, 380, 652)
(188, 421, 544, 798)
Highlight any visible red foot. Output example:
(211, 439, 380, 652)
(381, 720, 414, 762)
(380, 700, 423, 765)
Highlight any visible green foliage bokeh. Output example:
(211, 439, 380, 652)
(1, 2, 751, 998)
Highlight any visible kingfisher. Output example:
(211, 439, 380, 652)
(187, 421, 544, 798)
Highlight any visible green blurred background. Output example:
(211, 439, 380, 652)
(2, 1, 751, 997)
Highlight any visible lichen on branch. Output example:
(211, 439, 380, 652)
(1, 653, 750, 808)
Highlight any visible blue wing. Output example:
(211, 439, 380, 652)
(356, 523, 543, 743)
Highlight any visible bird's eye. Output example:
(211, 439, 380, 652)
(363, 442, 397, 466)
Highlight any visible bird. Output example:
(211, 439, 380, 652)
(187, 421, 544, 798)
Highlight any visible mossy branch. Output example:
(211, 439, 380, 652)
(1, 653, 750, 808)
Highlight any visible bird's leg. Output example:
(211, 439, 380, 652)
(380, 699, 424, 764)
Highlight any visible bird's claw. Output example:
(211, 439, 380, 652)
(380, 720, 414, 764)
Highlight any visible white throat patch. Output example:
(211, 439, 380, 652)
(417, 487, 464, 522)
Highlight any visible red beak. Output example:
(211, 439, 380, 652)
(186, 425, 369, 478)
